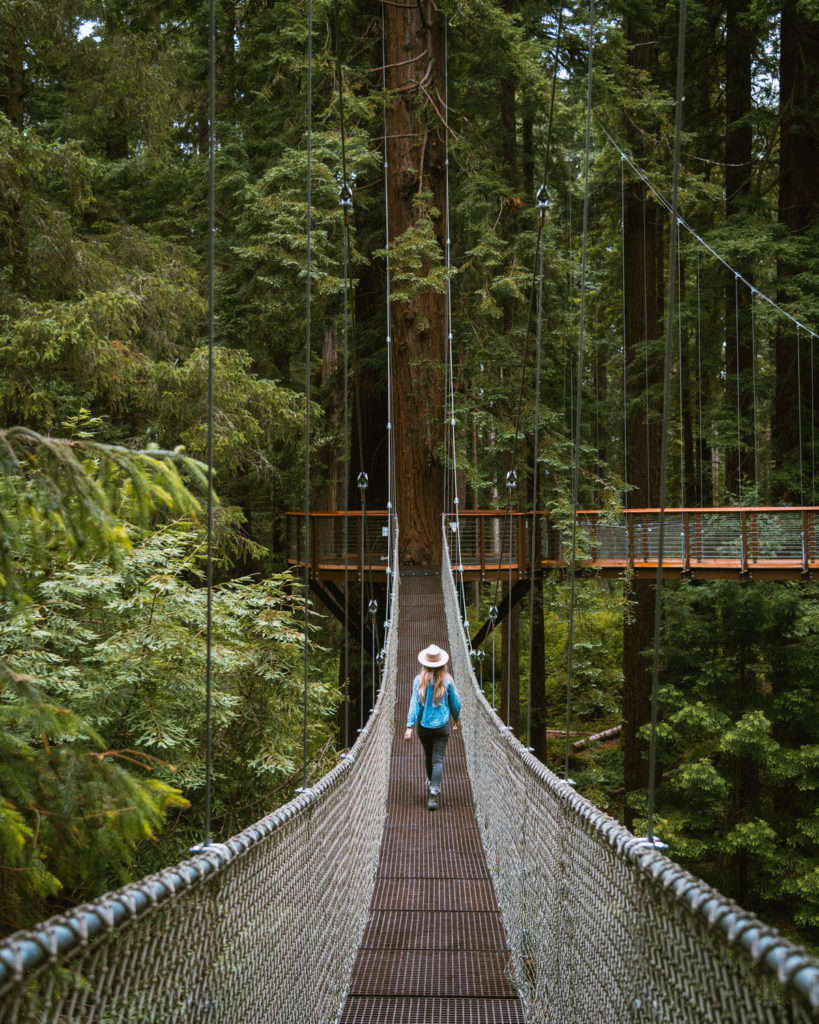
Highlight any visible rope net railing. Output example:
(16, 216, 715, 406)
(0, 549, 399, 1024)
(441, 544, 819, 1023)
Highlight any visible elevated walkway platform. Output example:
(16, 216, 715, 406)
(340, 572, 523, 1022)
(288, 507, 819, 582)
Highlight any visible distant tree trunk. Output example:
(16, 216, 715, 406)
(773, 2, 819, 502)
(622, 17, 662, 829)
(4, 21, 24, 129)
(724, 0, 755, 497)
(501, 583, 520, 734)
(529, 576, 547, 759)
(385, 0, 447, 567)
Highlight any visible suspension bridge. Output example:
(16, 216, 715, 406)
(3, 0, 819, 1016)
(1, 539, 818, 1023)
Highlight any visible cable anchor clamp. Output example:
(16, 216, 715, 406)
(535, 184, 550, 214)
(336, 171, 356, 210)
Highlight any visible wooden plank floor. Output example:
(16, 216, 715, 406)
(338, 572, 525, 1024)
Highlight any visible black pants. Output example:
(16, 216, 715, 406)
(417, 722, 450, 794)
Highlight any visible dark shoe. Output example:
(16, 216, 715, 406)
(427, 789, 438, 810)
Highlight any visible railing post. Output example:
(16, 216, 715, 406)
(626, 512, 634, 571)
(682, 511, 690, 575)
(802, 509, 811, 579)
(518, 514, 526, 580)
(739, 509, 749, 577)
(479, 515, 486, 580)
(749, 510, 759, 566)
(311, 516, 319, 581)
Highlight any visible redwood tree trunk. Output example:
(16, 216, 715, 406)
(724, 0, 755, 497)
(622, 18, 662, 828)
(773, 2, 819, 501)
(385, 0, 447, 567)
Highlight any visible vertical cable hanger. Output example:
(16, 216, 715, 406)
(751, 291, 759, 491)
(812, 332, 816, 505)
(525, 6, 563, 751)
(202, 0, 217, 846)
(697, 252, 704, 505)
(442, 16, 469, 626)
(621, 156, 629, 511)
(677, 230, 684, 505)
(381, 4, 395, 631)
(735, 274, 743, 504)
(564, 0, 594, 783)
(300, 0, 313, 794)
(646, 0, 687, 847)
(335, 1, 353, 752)
(798, 326, 804, 506)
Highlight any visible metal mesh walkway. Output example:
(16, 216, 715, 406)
(339, 572, 524, 1024)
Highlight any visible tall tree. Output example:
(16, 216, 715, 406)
(621, 11, 663, 827)
(773, 1, 819, 501)
(384, 0, 448, 567)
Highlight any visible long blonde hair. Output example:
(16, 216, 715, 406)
(418, 665, 447, 707)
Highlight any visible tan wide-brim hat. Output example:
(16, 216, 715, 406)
(418, 644, 449, 668)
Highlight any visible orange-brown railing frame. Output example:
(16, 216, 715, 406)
(287, 507, 819, 582)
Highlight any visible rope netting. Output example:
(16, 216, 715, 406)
(442, 546, 819, 1023)
(0, 554, 399, 1024)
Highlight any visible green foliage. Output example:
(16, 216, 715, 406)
(0, 425, 205, 601)
(0, 519, 338, 928)
(0, 662, 187, 932)
(649, 582, 819, 948)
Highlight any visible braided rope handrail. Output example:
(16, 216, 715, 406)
(0, 542, 399, 1024)
(441, 542, 819, 1022)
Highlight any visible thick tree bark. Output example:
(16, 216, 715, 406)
(772, 2, 819, 502)
(385, 0, 447, 567)
(529, 576, 547, 759)
(724, 0, 755, 496)
(3, 21, 24, 130)
(622, 18, 662, 829)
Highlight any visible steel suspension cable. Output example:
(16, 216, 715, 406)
(678, 232, 685, 505)
(621, 156, 629, 510)
(599, 120, 819, 340)
(335, 1, 352, 751)
(524, 8, 564, 748)
(735, 274, 743, 504)
(812, 333, 816, 504)
(203, 0, 216, 846)
(753, 292, 761, 491)
(526, 195, 547, 752)
(564, 0, 594, 782)
(798, 326, 804, 505)
(381, 5, 395, 629)
(487, 10, 564, 706)
(301, 0, 313, 793)
(697, 252, 704, 504)
(442, 16, 468, 625)
(646, 0, 687, 845)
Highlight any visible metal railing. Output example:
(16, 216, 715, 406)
(0, 545, 400, 1024)
(443, 506, 819, 580)
(442, 538, 819, 1022)
(287, 510, 395, 580)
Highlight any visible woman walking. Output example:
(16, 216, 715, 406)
(404, 644, 461, 810)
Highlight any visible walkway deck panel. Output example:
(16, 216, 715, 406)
(339, 573, 524, 1024)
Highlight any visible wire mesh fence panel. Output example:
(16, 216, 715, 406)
(0, 556, 400, 1024)
(442, 547, 819, 1024)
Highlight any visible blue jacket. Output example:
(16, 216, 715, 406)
(406, 673, 461, 730)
